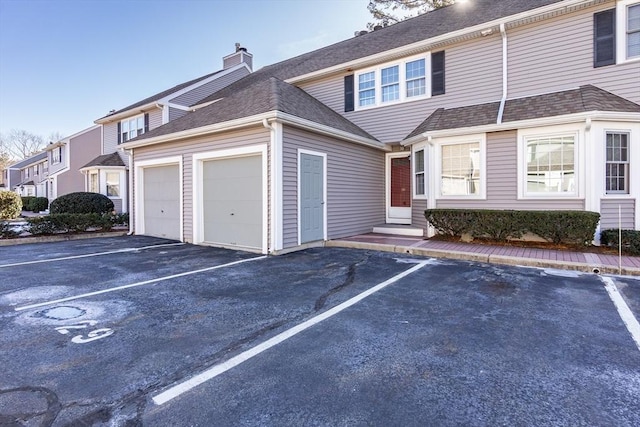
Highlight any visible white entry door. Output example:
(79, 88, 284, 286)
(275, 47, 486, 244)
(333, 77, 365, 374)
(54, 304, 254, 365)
(386, 153, 411, 224)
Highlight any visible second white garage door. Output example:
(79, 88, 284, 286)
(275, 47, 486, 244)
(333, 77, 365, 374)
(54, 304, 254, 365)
(143, 164, 181, 241)
(202, 155, 263, 250)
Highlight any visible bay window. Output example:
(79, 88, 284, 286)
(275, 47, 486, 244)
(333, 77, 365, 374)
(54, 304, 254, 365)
(525, 135, 575, 195)
(441, 142, 481, 196)
(106, 172, 120, 197)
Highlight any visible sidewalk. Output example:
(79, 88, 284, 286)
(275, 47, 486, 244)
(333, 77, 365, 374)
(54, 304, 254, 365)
(328, 233, 640, 277)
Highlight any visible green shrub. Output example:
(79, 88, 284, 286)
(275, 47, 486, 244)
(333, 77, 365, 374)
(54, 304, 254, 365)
(26, 217, 57, 235)
(49, 192, 114, 214)
(1, 221, 20, 238)
(600, 229, 640, 256)
(107, 212, 129, 227)
(424, 209, 600, 246)
(29, 197, 49, 212)
(526, 211, 600, 245)
(21, 196, 34, 211)
(1, 192, 22, 219)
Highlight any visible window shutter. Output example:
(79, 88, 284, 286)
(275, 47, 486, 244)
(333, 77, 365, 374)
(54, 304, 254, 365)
(117, 122, 121, 144)
(594, 9, 615, 67)
(144, 113, 150, 133)
(431, 51, 445, 96)
(344, 74, 354, 112)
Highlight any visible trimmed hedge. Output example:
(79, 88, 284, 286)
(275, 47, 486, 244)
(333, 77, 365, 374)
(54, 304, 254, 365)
(1, 191, 22, 219)
(29, 197, 49, 212)
(600, 229, 640, 256)
(425, 209, 600, 246)
(26, 213, 114, 235)
(21, 196, 34, 211)
(50, 192, 114, 214)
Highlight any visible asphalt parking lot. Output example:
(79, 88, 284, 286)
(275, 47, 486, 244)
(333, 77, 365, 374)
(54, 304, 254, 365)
(0, 236, 639, 426)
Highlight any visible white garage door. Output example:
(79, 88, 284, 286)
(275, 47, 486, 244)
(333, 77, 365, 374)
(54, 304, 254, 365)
(202, 155, 262, 250)
(143, 165, 181, 240)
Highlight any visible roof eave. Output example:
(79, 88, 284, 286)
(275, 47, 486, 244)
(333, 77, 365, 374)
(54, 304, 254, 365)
(287, 0, 599, 85)
(95, 102, 162, 124)
(402, 111, 640, 145)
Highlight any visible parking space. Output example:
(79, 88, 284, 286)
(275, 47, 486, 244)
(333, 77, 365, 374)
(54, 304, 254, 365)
(0, 236, 639, 426)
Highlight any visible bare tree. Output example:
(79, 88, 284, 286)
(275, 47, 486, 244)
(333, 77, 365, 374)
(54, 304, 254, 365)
(367, 0, 455, 29)
(47, 131, 65, 144)
(0, 130, 45, 160)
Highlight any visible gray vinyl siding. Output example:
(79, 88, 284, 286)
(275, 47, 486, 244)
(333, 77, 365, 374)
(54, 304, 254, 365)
(111, 198, 123, 213)
(600, 198, 636, 230)
(57, 127, 101, 196)
(508, 1, 640, 104)
(169, 107, 188, 122)
(299, 33, 504, 144)
(134, 126, 271, 244)
(169, 67, 250, 107)
(148, 108, 163, 130)
(436, 130, 585, 210)
(48, 146, 67, 175)
(412, 199, 428, 231)
(282, 127, 385, 248)
(103, 122, 118, 155)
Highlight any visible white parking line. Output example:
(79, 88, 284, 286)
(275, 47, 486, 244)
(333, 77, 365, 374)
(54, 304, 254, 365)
(15, 256, 267, 312)
(0, 242, 186, 268)
(152, 259, 433, 406)
(601, 276, 640, 351)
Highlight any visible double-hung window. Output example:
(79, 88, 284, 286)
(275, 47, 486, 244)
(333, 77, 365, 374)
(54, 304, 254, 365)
(121, 115, 145, 143)
(358, 72, 376, 107)
(106, 172, 120, 197)
(52, 147, 62, 164)
(525, 135, 576, 195)
(381, 65, 400, 102)
(606, 132, 630, 194)
(414, 149, 426, 197)
(406, 59, 426, 97)
(441, 142, 481, 197)
(89, 172, 99, 193)
(626, 2, 640, 59)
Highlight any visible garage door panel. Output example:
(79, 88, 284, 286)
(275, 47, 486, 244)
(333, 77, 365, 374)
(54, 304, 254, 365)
(202, 155, 262, 250)
(143, 165, 180, 241)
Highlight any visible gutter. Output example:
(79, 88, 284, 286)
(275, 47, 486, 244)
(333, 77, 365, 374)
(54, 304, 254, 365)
(403, 111, 640, 144)
(496, 23, 508, 125)
(122, 148, 135, 236)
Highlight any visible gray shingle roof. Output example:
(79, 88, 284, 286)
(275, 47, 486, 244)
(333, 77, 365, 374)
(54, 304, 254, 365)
(405, 85, 640, 139)
(133, 77, 377, 142)
(9, 151, 48, 169)
(194, 0, 562, 106)
(81, 152, 125, 169)
(98, 70, 223, 120)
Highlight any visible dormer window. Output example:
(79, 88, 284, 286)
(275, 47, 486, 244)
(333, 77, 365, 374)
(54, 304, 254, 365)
(52, 147, 62, 164)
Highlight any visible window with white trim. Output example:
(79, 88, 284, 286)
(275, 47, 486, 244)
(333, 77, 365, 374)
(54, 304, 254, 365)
(52, 147, 62, 164)
(627, 3, 640, 58)
(441, 142, 481, 196)
(89, 172, 99, 193)
(121, 115, 145, 143)
(605, 132, 630, 194)
(106, 172, 120, 197)
(355, 54, 431, 109)
(414, 149, 426, 196)
(525, 135, 575, 195)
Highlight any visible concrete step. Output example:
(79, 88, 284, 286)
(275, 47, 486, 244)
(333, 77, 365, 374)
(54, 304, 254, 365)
(372, 224, 424, 237)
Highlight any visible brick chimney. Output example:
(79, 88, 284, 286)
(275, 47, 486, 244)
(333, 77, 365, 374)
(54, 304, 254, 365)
(223, 43, 253, 71)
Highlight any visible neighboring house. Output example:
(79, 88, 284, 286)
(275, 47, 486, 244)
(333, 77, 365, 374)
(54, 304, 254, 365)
(46, 125, 101, 202)
(86, 44, 253, 213)
(7, 151, 49, 198)
(120, 0, 640, 254)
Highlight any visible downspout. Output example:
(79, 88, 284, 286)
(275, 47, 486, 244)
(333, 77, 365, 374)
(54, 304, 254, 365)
(497, 23, 508, 124)
(123, 148, 134, 236)
(262, 118, 277, 253)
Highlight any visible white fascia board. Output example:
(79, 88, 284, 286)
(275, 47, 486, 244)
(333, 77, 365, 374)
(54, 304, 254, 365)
(53, 124, 101, 143)
(190, 98, 223, 111)
(95, 102, 161, 124)
(402, 111, 640, 145)
(273, 112, 388, 151)
(286, 0, 596, 85)
(120, 110, 386, 151)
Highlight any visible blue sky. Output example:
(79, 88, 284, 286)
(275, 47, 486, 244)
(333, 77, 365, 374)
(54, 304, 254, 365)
(0, 0, 372, 140)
